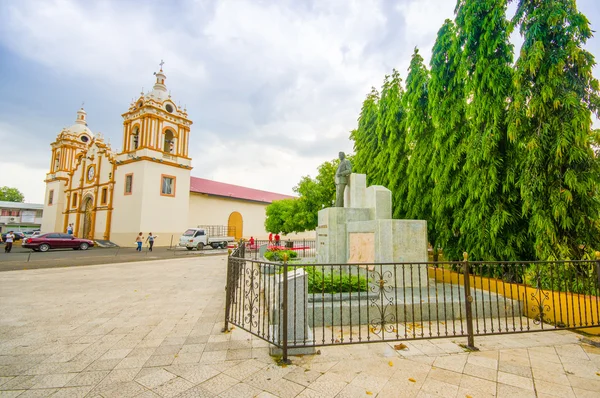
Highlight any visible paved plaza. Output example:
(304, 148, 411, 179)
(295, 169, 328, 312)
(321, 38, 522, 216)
(0, 256, 599, 397)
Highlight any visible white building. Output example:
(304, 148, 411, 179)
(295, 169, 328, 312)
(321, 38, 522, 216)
(0, 201, 43, 233)
(41, 65, 301, 246)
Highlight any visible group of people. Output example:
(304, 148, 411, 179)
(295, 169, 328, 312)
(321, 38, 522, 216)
(268, 233, 281, 246)
(2, 231, 15, 253)
(135, 232, 157, 252)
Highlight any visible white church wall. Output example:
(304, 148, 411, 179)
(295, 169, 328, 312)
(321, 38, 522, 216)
(188, 193, 314, 240)
(110, 162, 145, 246)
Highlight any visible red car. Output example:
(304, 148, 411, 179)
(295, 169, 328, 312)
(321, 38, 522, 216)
(22, 233, 94, 252)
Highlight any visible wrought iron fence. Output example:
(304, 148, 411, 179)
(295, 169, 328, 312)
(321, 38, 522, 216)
(244, 239, 317, 260)
(223, 247, 600, 362)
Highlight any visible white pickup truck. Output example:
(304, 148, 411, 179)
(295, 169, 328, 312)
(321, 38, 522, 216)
(178, 227, 235, 250)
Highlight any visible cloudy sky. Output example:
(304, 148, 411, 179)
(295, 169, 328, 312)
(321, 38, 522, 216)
(1, 0, 599, 204)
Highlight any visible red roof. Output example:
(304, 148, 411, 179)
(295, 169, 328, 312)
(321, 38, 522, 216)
(190, 176, 295, 204)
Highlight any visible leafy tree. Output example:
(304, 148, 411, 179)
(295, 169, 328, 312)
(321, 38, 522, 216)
(0, 187, 24, 202)
(509, 0, 600, 260)
(403, 48, 438, 256)
(429, 19, 468, 260)
(454, 0, 524, 260)
(379, 69, 409, 218)
(264, 199, 301, 235)
(350, 87, 380, 183)
(264, 156, 350, 234)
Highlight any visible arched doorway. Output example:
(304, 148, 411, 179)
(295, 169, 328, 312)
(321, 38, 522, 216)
(81, 196, 94, 239)
(228, 212, 243, 240)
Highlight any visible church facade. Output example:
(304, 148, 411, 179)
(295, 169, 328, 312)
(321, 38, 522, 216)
(41, 66, 297, 246)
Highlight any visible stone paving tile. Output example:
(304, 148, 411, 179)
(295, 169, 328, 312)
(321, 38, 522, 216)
(151, 376, 194, 398)
(63, 370, 109, 387)
(135, 368, 177, 389)
(497, 383, 537, 398)
(93, 380, 148, 398)
(171, 384, 215, 398)
(419, 377, 459, 397)
(0, 391, 26, 397)
(14, 388, 58, 398)
(218, 382, 263, 398)
(198, 373, 238, 395)
(50, 385, 94, 398)
(29, 373, 77, 389)
(497, 370, 534, 391)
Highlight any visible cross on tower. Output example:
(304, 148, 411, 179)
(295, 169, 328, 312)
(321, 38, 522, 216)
(159, 60, 165, 70)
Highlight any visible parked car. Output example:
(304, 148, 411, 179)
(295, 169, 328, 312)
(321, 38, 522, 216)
(22, 233, 94, 252)
(1, 232, 25, 242)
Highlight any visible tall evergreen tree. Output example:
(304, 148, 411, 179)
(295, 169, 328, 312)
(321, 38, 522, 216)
(509, 0, 600, 260)
(379, 69, 409, 218)
(429, 19, 468, 260)
(403, 48, 438, 252)
(350, 88, 380, 183)
(455, 0, 523, 260)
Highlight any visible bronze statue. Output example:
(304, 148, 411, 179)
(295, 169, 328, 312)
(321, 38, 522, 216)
(334, 152, 352, 207)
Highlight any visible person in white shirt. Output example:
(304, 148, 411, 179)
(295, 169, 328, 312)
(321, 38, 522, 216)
(4, 231, 15, 253)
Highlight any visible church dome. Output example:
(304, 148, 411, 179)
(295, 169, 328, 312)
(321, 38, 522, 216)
(63, 107, 93, 143)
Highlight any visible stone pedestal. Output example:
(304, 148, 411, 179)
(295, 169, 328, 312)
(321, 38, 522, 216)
(270, 269, 315, 355)
(316, 173, 428, 287)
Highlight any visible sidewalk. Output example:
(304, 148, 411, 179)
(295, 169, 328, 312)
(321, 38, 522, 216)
(0, 257, 598, 397)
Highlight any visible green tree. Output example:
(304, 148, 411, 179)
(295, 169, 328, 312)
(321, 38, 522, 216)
(379, 69, 409, 219)
(403, 48, 438, 256)
(0, 187, 25, 202)
(429, 19, 468, 260)
(509, 0, 600, 260)
(264, 156, 350, 234)
(455, 0, 524, 260)
(350, 87, 380, 183)
(264, 199, 302, 235)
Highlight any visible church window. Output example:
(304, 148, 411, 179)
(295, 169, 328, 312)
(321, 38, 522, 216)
(48, 190, 54, 205)
(160, 175, 176, 197)
(164, 130, 174, 153)
(72, 193, 78, 208)
(101, 187, 108, 205)
(125, 174, 133, 195)
(165, 104, 174, 113)
(81, 135, 89, 143)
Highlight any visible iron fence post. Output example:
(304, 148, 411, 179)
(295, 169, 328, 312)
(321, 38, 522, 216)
(222, 254, 233, 332)
(281, 259, 291, 364)
(595, 252, 600, 295)
(463, 252, 477, 350)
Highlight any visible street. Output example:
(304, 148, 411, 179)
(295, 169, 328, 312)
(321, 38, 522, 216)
(0, 244, 228, 272)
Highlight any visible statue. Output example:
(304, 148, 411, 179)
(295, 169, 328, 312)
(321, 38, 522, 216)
(334, 152, 352, 207)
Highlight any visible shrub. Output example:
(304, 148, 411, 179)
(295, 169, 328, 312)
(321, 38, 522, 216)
(303, 267, 368, 294)
(264, 249, 297, 261)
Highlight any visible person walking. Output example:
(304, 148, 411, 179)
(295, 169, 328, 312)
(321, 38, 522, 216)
(4, 231, 15, 253)
(135, 232, 144, 252)
(67, 223, 73, 235)
(275, 233, 280, 247)
(268, 232, 273, 247)
(146, 233, 155, 252)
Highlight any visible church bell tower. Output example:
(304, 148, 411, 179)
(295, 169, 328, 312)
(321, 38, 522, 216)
(110, 62, 193, 244)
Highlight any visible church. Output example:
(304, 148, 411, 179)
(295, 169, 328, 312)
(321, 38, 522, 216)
(41, 64, 300, 247)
